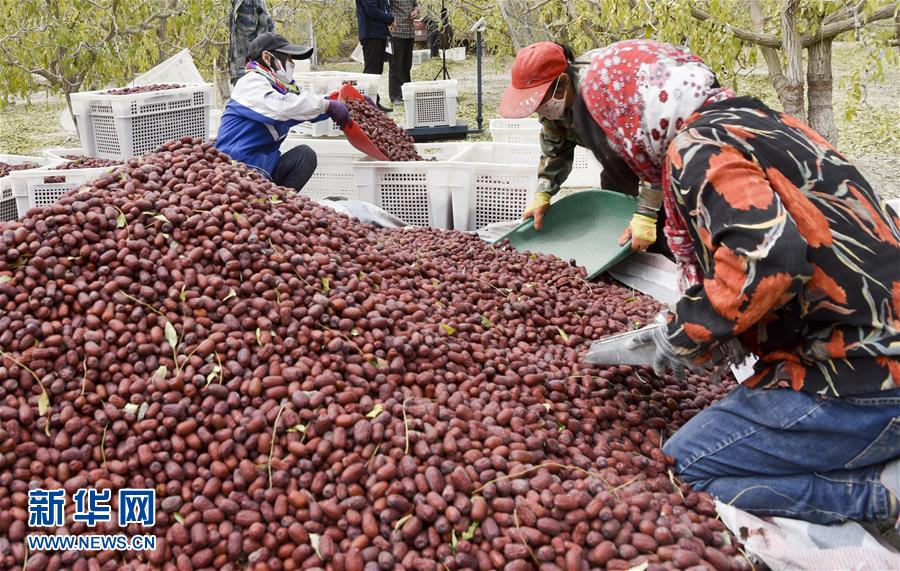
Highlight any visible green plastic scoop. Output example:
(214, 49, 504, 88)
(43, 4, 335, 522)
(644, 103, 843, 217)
(495, 189, 637, 280)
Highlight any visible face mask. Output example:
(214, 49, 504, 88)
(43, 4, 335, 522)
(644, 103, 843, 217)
(536, 77, 566, 120)
(268, 53, 294, 84)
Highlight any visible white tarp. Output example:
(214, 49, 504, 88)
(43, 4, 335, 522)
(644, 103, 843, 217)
(717, 501, 900, 571)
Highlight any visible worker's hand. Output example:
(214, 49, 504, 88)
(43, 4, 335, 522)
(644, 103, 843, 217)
(389, 22, 397, 33)
(618, 213, 657, 251)
(364, 95, 377, 108)
(326, 100, 352, 129)
(625, 313, 691, 379)
(522, 191, 551, 230)
(411, 7, 420, 18)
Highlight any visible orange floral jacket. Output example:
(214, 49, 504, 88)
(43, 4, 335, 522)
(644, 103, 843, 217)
(664, 97, 900, 396)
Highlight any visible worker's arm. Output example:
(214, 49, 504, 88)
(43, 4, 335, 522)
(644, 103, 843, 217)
(231, 74, 329, 124)
(536, 117, 576, 199)
(359, 0, 395, 24)
(664, 125, 813, 362)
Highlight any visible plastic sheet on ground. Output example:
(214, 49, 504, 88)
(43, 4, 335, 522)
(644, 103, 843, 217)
(476, 219, 522, 243)
(318, 199, 407, 228)
(608, 251, 680, 306)
(716, 501, 900, 571)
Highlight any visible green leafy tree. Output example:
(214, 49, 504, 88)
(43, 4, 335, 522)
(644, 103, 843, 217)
(0, 0, 228, 113)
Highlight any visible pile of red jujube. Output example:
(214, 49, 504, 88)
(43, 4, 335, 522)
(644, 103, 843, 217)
(0, 137, 754, 571)
(346, 99, 423, 162)
(104, 84, 183, 95)
(0, 162, 38, 179)
(56, 156, 123, 169)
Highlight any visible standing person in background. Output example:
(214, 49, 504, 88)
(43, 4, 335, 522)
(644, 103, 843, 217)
(388, 0, 419, 107)
(229, 0, 275, 84)
(356, 0, 395, 112)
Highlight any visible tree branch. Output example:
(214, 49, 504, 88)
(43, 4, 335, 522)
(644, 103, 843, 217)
(807, 3, 897, 45)
(822, 0, 864, 25)
(689, 4, 782, 47)
(690, 1, 898, 49)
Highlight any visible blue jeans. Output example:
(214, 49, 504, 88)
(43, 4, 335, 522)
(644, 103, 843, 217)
(663, 385, 900, 525)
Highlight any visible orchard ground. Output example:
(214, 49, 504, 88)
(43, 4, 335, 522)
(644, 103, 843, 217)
(1, 42, 897, 199)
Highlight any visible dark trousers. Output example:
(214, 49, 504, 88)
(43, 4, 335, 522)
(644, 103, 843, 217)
(361, 38, 388, 75)
(272, 145, 317, 191)
(389, 37, 414, 101)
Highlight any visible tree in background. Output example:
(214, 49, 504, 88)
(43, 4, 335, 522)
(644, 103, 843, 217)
(0, 0, 227, 113)
(417, 0, 897, 145)
(0, 0, 895, 145)
(685, 0, 898, 143)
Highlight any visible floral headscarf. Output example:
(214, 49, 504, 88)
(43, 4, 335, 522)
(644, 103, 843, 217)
(580, 40, 735, 290)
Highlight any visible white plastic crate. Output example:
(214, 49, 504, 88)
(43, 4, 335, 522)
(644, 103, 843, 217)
(353, 142, 469, 228)
(489, 117, 541, 145)
(132, 49, 204, 86)
(449, 142, 541, 231)
(440, 47, 466, 61)
(569, 148, 604, 187)
(489, 118, 603, 188)
(210, 109, 224, 138)
(280, 137, 364, 201)
(71, 83, 212, 160)
(10, 166, 112, 218)
(291, 118, 343, 138)
(402, 80, 458, 128)
(293, 71, 381, 98)
(42, 147, 85, 161)
(1, 154, 60, 222)
(288, 72, 381, 138)
(412, 50, 431, 65)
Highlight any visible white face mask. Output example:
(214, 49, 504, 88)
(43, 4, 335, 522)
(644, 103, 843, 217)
(268, 53, 294, 84)
(536, 76, 566, 120)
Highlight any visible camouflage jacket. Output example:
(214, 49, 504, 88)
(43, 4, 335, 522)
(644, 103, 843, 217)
(229, 0, 275, 83)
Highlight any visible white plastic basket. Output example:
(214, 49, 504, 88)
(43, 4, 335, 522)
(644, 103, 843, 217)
(132, 49, 204, 86)
(42, 147, 85, 161)
(293, 71, 381, 98)
(449, 142, 540, 231)
(280, 137, 364, 201)
(71, 83, 212, 160)
(569, 148, 604, 188)
(209, 109, 224, 139)
(489, 118, 603, 188)
(1, 154, 60, 222)
(489, 118, 541, 145)
(291, 118, 343, 138)
(440, 47, 466, 61)
(353, 142, 469, 228)
(288, 72, 381, 138)
(9, 166, 112, 218)
(412, 50, 431, 65)
(402, 80, 458, 128)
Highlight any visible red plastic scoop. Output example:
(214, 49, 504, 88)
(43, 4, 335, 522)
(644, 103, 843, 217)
(332, 84, 390, 161)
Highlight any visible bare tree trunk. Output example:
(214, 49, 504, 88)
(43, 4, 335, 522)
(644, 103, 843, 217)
(498, 1, 523, 51)
(895, 10, 900, 51)
(806, 38, 837, 144)
(780, 0, 806, 118)
(746, 0, 792, 112)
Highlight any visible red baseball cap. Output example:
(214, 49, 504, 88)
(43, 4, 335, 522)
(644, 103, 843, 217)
(499, 42, 568, 119)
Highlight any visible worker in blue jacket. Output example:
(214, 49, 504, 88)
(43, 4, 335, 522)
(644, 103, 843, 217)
(216, 33, 351, 191)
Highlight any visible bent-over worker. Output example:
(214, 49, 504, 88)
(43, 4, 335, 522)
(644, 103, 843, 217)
(499, 42, 665, 255)
(216, 33, 351, 192)
(584, 39, 900, 528)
